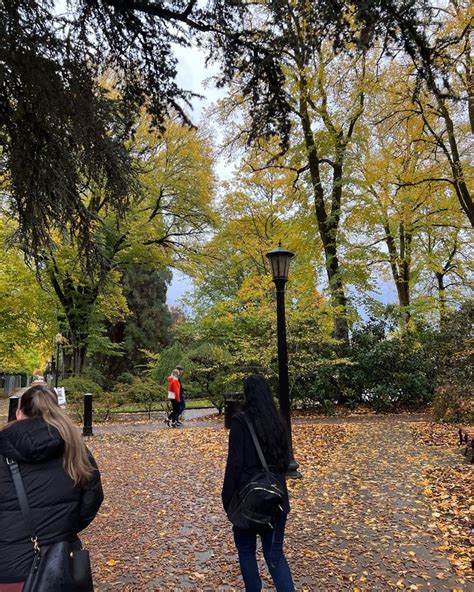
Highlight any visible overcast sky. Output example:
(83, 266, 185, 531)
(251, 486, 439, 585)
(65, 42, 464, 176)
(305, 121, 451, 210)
(167, 44, 223, 306)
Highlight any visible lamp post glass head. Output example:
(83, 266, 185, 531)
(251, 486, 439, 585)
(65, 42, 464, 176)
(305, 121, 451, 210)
(55, 333, 63, 344)
(266, 242, 295, 281)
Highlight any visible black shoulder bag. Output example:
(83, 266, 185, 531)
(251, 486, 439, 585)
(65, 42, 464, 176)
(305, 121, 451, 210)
(6, 457, 94, 592)
(226, 414, 285, 529)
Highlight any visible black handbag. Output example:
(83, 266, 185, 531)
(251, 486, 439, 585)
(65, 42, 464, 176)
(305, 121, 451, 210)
(226, 414, 285, 530)
(6, 457, 94, 592)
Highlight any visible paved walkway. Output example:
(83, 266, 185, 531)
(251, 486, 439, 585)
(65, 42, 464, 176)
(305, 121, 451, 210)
(288, 415, 468, 590)
(86, 413, 470, 590)
(2, 399, 469, 589)
(93, 408, 219, 434)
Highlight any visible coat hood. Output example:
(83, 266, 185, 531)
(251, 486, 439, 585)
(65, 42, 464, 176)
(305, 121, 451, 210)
(0, 417, 64, 463)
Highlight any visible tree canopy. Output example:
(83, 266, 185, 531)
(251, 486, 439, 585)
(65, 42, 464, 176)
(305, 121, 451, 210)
(2, 0, 472, 265)
(1, 0, 471, 425)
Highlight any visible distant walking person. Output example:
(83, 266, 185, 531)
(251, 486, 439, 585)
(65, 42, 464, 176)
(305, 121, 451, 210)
(176, 365, 186, 424)
(0, 383, 104, 591)
(222, 374, 294, 592)
(166, 369, 181, 427)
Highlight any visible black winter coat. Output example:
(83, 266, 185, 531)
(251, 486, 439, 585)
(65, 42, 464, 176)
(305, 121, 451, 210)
(0, 417, 104, 583)
(221, 412, 290, 516)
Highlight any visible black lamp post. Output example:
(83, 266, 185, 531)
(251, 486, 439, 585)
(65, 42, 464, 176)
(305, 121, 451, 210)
(54, 333, 63, 388)
(266, 242, 301, 479)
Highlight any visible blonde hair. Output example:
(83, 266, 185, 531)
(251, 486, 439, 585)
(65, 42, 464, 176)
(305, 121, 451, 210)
(171, 369, 180, 378)
(18, 384, 93, 486)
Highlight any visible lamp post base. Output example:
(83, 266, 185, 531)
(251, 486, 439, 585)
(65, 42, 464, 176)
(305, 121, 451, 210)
(286, 458, 302, 479)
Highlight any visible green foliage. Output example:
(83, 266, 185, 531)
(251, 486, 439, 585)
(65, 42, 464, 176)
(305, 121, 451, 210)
(60, 376, 103, 421)
(60, 376, 103, 399)
(120, 266, 172, 363)
(149, 343, 187, 387)
(348, 320, 434, 410)
(116, 372, 134, 385)
(431, 301, 473, 423)
(91, 264, 173, 380)
(432, 385, 473, 424)
(111, 377, 166, 419)
(60, 374, 166, 421)
(186, 343, 235, 413)
(80, 366, 107, 389)
(0, 221, 59, 372)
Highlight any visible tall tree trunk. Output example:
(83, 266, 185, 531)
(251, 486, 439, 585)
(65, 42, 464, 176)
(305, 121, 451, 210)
(383, 220, 412, 326)
(298, 76, 349, 344)
(325, 241, 349, 342)
(49, 267, 98, 376)
(436, 271, 447, 326)
(70, 334, 88, 375)
(389, 6, 474, 226)
(434, 98, 474, 226)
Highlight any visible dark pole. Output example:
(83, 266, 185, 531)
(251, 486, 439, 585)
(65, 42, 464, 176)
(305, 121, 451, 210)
(8, 396, 19, 422)
(54, 340, 60, 388)
(83, 393, 93, 436)
(274, 278, 301, 479)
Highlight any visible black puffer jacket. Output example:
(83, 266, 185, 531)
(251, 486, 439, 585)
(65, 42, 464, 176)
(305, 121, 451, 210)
(0, 417, 104, 583)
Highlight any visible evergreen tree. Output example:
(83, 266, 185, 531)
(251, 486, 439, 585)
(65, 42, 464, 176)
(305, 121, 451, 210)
(93, 265, 173, 380)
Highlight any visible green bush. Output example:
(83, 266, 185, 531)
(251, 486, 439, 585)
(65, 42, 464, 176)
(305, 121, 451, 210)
(432, 384, 474, 423)
(59, 377, 103, 421)
(80, 367, 107, 388)
(111, 377, 166, 418)
(430, 300, 473, 422)
(115, 371, 134, 385)
(290, 317, 434, 412)
(186, 343, 233, 413)
(294, 357, 354, 412)
(59, 376, 128, 422)
(149, 343, 186, 385)
(347, 321, 434, 410)
(60, 377, 103, 400)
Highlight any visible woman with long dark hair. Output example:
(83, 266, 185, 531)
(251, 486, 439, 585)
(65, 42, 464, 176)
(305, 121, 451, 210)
(222, 374, 294, 591)
(0, 384, 104, 591)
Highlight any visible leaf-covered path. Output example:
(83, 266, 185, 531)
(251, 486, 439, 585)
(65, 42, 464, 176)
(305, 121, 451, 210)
(83, 415, 471, 591)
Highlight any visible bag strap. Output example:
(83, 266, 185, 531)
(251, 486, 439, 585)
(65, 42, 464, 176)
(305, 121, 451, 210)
(242, 414, 269, 470)
(5, 457, 40, 551)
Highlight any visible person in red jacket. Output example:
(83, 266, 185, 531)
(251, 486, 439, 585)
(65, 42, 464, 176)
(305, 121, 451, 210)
(165, 369, 181, 427)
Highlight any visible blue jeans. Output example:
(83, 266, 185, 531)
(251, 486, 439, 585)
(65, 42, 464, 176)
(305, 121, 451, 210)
(233, 515, 294, 592)
(179, 394, 186, 415)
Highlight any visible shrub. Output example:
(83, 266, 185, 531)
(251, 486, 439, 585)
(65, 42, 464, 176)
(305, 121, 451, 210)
(348, 321, 434, 410)
(115, 371, 134, 385)
(59, 377, 103, 421)
(59, 377, 103, 401)
(111, 377, 167, 418)
(430, 300, 473, 422)
(432, 384, 474, 423)
(59, 376, 125, 422)
(186, 343, 233, 413)
(294, 357, 354, 412)
(81, 367, 107, 388)
(149, 343, 186, 385)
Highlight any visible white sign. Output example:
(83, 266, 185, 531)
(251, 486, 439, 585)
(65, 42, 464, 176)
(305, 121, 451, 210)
(54, 387, 66, 407)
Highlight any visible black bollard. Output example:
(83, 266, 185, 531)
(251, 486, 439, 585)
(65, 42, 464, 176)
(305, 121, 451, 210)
(8, 396, 20, 422)
(83, 393, 93, 436)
